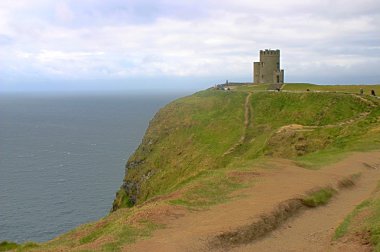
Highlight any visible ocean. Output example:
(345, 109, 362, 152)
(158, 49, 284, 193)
(0, 92, 183, 243)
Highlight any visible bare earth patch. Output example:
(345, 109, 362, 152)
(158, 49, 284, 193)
(227, 171, 261, 183)
(74, 235, 115, 252)
(127, 203, 187, 225)
(123, 151, 380, 252)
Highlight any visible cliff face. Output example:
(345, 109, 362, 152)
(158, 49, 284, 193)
(112, 90, 247, 210)
(112, 87, 379, 211)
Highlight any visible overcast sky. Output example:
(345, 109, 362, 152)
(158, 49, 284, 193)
(1, 0, 379, 92)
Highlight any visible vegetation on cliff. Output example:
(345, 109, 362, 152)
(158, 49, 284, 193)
(5, 83, 380, 251)
(113, 84, 380, 210)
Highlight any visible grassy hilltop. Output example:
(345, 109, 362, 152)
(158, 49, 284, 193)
(112, 83, 380, 210)
(3, 83, 380, 251)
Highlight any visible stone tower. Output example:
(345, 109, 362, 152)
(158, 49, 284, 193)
(253, 49, 284, 84)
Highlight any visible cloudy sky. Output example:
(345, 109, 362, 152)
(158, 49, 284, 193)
(1, 0, 379, 92)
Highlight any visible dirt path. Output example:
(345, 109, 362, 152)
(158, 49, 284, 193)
(275, 110, 370, 134)
(124, 151, 380, 252)
(230, 162, 380, 252)
(275, 93, 378, 134)
(224, 92, 252, 156)
(351, 94, 377, 107)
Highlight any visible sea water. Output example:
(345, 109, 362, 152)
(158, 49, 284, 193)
(0, 92, 183, 243)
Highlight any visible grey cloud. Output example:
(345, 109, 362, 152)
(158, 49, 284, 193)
(1, 0, 379, 88)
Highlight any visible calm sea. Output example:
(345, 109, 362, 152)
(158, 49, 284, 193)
(0, 92, 183, 243)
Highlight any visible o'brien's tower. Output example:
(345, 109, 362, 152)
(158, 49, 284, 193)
(253, 49, 284, 84)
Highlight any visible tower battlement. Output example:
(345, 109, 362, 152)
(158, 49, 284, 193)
(260, 49, 280, 56)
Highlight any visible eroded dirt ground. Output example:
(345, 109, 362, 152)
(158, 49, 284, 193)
(124, 151, 380, 252)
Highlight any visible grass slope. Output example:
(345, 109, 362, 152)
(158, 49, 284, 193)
(5, 83, 380, 251)
(113, 85, 380, 209)
(283, 83, 380, 94)
(113, 90, 247, 209)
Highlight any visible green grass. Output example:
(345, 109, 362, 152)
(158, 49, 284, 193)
(342, 196, 380, 251)
(283, 83, 380, 94)
(114, 90, 248, 208)
(169, 170, 248, 209)
(231, 84, 270, 91)
(79, 222, 112, 244)
(76, 220, 163, 251)
(101, 221, 163, 252)
(338, 173, 361, 189)
(108, 85, 380, 249)
(248, 91, 379, 168)
(302, 187, 336, 207)
(295, 148, 350, 169)
(0, 241, 39, 252)
(250, 91, 370, 127)
(0, 241, 18, 251)
(334, 182, 380, 251)
(368, 198, 380, 251)
(114, 87, 380, 209)
(334, 200, 371, 239)
(40, 214, 163, 252)
(16, 83, 380, 251)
